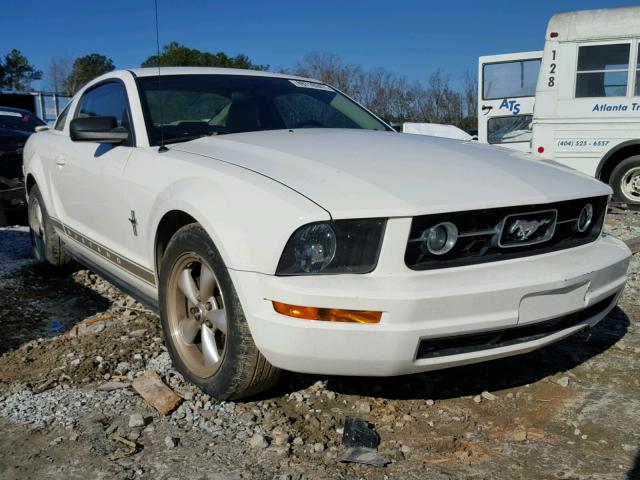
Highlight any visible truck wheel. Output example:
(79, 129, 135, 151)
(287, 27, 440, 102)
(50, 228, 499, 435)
(610, 156, 640, 204)
(158, 224, 280, 400)
(28, 184, 71, 266)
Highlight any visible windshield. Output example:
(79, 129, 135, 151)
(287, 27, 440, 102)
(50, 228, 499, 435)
(0, 109, 45, 132)
(138, 74, 390, 145)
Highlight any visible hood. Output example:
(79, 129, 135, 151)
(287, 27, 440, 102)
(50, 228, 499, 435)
(173, 129, 611, 218)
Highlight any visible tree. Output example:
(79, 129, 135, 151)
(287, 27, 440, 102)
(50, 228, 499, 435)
(1, 49, 42, 91)
(63, 54, 115, 95)
(46, 55, 73, 94)
(460, 70, 478, 131)
(141, 42, 268, 70)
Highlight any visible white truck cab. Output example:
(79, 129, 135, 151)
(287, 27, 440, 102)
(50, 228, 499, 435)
(479, 6, 640, 204)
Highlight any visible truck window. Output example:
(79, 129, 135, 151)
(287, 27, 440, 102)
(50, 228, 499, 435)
(487, 115, 532, 144)
(636, 46, 640, 95)
(482, 60, 540, 100)
(575, 44, 630, 97)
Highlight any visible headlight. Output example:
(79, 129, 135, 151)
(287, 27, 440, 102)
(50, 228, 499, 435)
(277, 219, 386, 275)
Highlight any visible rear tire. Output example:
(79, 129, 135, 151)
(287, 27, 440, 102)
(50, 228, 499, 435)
(610, 155, 640, 204)
(28, 184, 71, 266)
(158, 224, 280, 400)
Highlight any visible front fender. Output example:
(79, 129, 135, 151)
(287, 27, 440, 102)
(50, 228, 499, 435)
(142, 150, 330, 274)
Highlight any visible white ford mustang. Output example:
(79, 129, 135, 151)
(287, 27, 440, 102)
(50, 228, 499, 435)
(24, 67, 631, 399)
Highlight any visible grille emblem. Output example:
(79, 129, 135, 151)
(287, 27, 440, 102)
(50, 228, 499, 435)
(509, 218, 551, 241)
(498, 209, 557, 248)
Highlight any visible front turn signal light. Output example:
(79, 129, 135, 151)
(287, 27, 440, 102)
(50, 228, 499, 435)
(272, 302, 382, 324)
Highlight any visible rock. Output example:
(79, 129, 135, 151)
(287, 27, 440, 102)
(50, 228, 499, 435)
(426, 399, 434, 406)
(313, 442, 325, 452)
(32, 379, 56, 394)
(69, 432, 79, 442)
(97, 381, 130, 391)
(511, 430, 527, 442)
(481, 391, 497, 401)
(143, 424, 155, 435)
(401, 445, 412, 454)
(271, 429, 289, 446)
(238, 412, 257, 425)
(132, 369, 182, 415)
(128, 413, 145, 428)
(356, 401, 371, 414)
(130, 329, 147, 337)
(49, 436, 64, 446)
(293, 437, 304, 446)
(249, 434, 269, 449)
(555, 376, 570, 387)
(473, 395, 482, 403)
(164, 435, 178, 449)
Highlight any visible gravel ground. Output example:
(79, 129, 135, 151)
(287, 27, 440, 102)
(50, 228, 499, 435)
(0, 210, 639, 480)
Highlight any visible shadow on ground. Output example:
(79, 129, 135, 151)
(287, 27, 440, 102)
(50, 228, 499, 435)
(265, 306, 629, 402)
(0, 228, 111, 355)
(630, 451, 640, 480)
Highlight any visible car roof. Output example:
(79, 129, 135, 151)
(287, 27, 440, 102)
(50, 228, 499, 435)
(128, 67, 319, 83)
(0, 106, 33, 115)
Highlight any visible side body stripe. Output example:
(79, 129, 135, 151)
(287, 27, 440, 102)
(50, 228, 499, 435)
(49, 218, 156, 286)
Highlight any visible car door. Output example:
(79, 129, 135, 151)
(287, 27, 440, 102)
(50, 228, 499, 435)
(53, 80, 140, 273)
(478, 52, 541, 152)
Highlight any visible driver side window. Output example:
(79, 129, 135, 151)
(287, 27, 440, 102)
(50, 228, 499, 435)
(76, 82, 134, 141)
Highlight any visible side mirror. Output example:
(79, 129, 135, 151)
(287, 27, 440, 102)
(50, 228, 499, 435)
(70, 116, 129, 144)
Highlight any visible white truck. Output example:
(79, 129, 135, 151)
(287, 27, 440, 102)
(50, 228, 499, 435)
(478, 6, 640, 204)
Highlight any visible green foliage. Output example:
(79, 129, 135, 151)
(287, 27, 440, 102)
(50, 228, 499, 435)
(141, 42, 268, 70)
(63, 54, 116, 95)
(0, 49, 43, 91)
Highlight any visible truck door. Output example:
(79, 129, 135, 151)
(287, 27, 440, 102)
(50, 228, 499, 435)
(478, 52, 542, 152)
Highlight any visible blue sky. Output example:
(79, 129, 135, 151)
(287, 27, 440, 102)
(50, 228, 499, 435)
(1, 0, 635, 90)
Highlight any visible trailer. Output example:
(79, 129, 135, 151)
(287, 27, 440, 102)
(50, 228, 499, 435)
(0, 91, 71, 125)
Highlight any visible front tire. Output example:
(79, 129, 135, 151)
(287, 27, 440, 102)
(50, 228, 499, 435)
(610, 155, 640, 204)
(158, 224, 280, 400)
(28, 184, 71, 266)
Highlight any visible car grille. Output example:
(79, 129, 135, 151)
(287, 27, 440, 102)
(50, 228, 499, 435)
(415, 293, 616, 360)
(405, 196, 608, 270)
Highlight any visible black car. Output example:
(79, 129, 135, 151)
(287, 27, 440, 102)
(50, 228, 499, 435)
(0, 106, 46, 218)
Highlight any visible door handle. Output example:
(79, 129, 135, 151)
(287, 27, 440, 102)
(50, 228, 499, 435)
(481, 105, 493, 115)
(55, 154, 66, 166)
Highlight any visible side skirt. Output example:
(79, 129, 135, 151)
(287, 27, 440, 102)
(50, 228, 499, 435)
(66, 247, 160, 313)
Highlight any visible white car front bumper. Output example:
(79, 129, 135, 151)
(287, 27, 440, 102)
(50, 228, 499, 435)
(230, 233, 631, 376)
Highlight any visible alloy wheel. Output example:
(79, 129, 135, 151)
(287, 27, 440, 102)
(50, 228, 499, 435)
(166, 253, 228, 378)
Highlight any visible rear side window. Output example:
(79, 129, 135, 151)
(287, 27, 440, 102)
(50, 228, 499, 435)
(575, 44, 630, 97)
(482, 60, 541, 100)
(76, 82, 131, 128)
(54, 103, 71, 131)
(487, 115, 533, 144)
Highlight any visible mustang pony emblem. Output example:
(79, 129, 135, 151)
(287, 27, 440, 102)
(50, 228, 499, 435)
(508, 218, 551, 241)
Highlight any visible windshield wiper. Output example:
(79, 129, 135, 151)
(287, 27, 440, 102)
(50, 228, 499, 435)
(161, 131, 230, 145)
